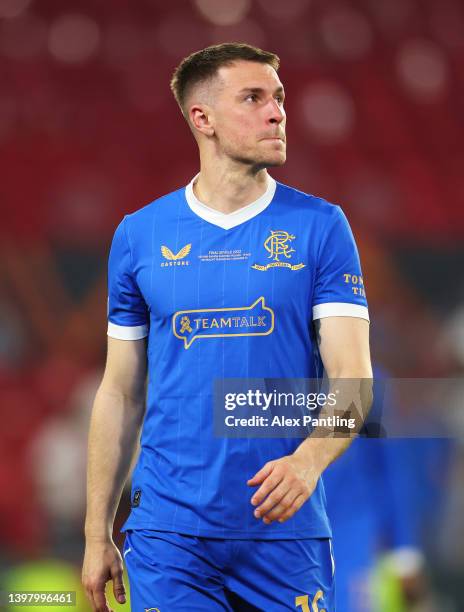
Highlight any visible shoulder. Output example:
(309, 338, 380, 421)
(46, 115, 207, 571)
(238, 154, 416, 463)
(275, 180, 343, 224)
(124, 185, 186, 227)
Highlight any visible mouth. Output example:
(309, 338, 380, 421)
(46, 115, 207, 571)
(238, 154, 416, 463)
(261, 137, 285, 142)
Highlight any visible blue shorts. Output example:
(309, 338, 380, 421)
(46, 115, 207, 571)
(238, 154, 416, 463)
(122, 529, 335, 611)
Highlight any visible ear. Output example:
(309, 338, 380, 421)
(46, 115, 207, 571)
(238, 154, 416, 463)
(189, 104, 215, 137)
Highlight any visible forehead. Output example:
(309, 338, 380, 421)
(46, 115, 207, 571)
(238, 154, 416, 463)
(216, 60, 283, 93)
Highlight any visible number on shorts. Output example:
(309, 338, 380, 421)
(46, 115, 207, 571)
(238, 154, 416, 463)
(295, 590, 326, 612)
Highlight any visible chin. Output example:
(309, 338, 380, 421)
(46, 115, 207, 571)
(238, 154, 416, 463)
(232, 147, 286, 168)
(264, 143, 287, 165)
(264, 153, 286, 167)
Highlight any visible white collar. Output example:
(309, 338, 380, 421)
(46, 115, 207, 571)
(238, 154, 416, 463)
(185, 173, 276, 230)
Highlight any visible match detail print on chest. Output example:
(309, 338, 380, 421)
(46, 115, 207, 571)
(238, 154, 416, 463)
(158, 226, 306, 271)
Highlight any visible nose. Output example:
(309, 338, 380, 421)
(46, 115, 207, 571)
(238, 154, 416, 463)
(267, 99, 285, 125)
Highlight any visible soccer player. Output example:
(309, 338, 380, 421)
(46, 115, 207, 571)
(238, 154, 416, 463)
(82, 43, 372, 611)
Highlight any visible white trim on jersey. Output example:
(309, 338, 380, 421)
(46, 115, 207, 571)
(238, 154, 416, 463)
(185, 173, 277, 230)
(107, 321, 149, 340)
(312, 302, 370, 321)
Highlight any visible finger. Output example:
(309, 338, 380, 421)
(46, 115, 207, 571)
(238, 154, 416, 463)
(84, 585, 101, 612)
(254, 480, 291, 518)
(276, 493, 307, 524)
(262, 487, 302, 523)
(93, 583, 111, 612)
(84, 587, 97, 612)
(247, 461, 274, 487)
(251, 469, 285, 507)
(111, 565, 127, 604)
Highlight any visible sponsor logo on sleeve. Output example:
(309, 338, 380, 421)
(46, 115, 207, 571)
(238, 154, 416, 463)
(343, 273, 366, 297)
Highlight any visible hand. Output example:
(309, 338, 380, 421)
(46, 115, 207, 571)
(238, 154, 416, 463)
(400, 571, 428, 604)
(82, 537, 127, 612)
(247, 454, 319, 524)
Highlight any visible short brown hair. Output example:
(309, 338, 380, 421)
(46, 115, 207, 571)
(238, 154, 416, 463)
(170, 42, 280, 115)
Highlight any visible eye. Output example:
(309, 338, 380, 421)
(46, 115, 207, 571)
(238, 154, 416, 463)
(245, 93, 258, 102)
(275, 95, 285, 104)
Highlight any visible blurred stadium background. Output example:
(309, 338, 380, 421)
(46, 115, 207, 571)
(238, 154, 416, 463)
(1, 0, 463, 610)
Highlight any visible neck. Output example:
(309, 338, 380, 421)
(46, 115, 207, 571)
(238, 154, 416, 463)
(193, 160, 270, 214)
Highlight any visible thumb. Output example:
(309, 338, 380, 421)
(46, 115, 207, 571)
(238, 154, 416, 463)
(247, 462, 274, 486)
(111, 567, 126, 604)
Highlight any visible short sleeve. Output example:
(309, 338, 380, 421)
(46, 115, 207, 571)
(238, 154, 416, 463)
(107, 216, 149, 340)
(312, 206, 369, 321)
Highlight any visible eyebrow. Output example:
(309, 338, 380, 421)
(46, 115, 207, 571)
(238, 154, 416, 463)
(237, 86, 285, 96)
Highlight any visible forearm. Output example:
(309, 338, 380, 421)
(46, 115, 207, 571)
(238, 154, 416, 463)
(293, 436, 352, 478)
(85, 386, 145, 541)
(293, 376, 373, 474)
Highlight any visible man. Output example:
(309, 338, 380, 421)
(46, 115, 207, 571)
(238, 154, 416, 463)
(82, 42, 372, 611)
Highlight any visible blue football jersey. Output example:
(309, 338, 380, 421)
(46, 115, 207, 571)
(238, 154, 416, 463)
(107, 173, 369, 539)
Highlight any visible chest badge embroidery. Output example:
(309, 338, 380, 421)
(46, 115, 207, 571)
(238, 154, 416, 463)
(251, 230, 305, 271)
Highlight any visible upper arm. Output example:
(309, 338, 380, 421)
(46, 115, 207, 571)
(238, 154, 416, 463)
(102, 216, 149, 399)
(312, 205, 371, 378)
(100, 336, 148, 401)
(312, 205, 369, 321)
(106, 216, 149, 340)
(314, 316, 372, 378)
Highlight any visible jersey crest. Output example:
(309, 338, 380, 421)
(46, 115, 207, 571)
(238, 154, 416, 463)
(252, 229, 306, 271)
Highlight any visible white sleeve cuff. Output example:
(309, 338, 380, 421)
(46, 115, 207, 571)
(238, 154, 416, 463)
(312, 302, 370, 321)
(107, 321, 148, 340)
